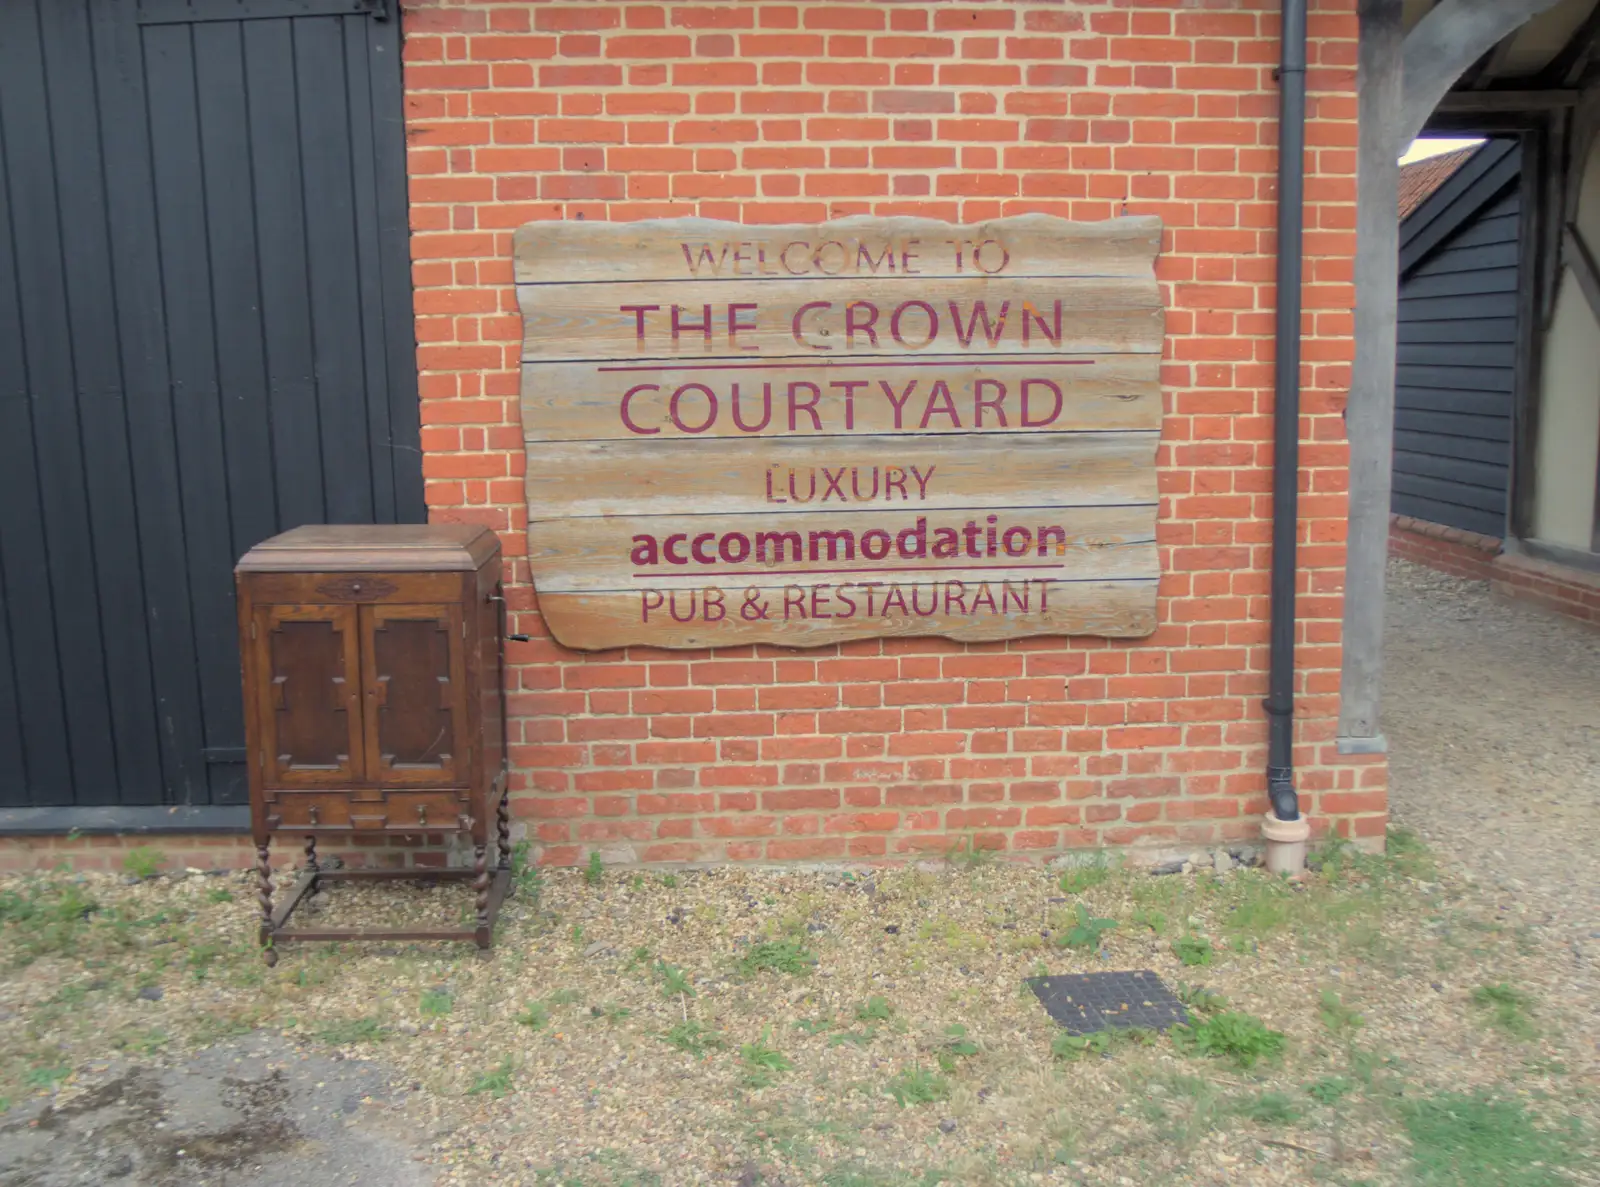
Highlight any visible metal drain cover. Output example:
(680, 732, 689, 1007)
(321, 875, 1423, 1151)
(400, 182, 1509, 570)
(1026, 970, 1189, 1036)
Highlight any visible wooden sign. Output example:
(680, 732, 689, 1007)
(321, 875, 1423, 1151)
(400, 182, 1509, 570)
(514, 214, 1164, 650)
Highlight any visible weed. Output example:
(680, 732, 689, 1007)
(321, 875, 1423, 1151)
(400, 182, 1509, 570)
(624, 945, 653, 971)
(630, 875, 645, 891)
(741, 1030, 792, 1086)
(511, 840, 543, 902)
(1058, 853, 1111, 894)
(885, 1066, 950, 1107)
(945, 839, 997, 869)
(592, 1002, 631, 1025)
(794, 1015, 834, 1036)
(1051, 1025, 1156, 1061)
(1058, 903, 1117, 950)
(584, 851, 603, 886)
(1172, 1011, 1285, 1069)
(517, 1002, 551, 1030)
(1403, 1090, 1579, 1187)
(660, 873, 679, 889)
(546, 988, 581, 1006)
(935, 1023, 979, 1073)
(1130, 907, 1167, 934)
(315, 1017, 388, 1045)
(1471, 983, 1536, 1039)
(205, 888, 234, 904)
(737, 938, 816, 977)
(419, 988, 453, 1017)
(1172, 935, 1213, 967)
(1305, 1075, 1354, 1106)
(654, 960, 695, 998)
(1318, 989, 1365, 1039)
(1232, 1090, 1300, 1125)
(856, 995, 893, 1023)
(469, 1058, 515, 1098)
(122, 848, 165, 879)
(1176, 982, 1228, 1013)
(662, 1020, 724, 1054)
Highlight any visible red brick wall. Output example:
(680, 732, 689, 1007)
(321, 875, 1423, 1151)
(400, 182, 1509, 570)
(402, 0, 1387, 866)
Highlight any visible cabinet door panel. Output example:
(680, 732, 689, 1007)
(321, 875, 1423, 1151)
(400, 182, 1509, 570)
(362, 603, 467, 786)
(255, 605, 364, 786)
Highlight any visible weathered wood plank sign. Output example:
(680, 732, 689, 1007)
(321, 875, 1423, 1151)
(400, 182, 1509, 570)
(514, 214, 1164, 650)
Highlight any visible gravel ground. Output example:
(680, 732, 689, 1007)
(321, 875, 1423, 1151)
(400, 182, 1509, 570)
(0, 562, 1596, 1186)
(1385, 559, 1600, 962)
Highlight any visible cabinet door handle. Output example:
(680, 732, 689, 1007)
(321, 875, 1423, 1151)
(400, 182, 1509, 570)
(308, 804, 320, 826)
(417, 804, 428, 826)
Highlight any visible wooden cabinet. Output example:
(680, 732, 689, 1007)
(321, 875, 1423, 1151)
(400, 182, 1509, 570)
(236, 525, 513, 960)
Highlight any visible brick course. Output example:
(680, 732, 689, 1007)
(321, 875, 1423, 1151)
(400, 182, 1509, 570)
(1390, 515, 1600, 627)
(401, 0, 1386, 866)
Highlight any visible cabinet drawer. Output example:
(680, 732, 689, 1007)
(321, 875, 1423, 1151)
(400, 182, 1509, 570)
(269, 792, 356, 830)
(241, 571, 467, 604)
(383, 791, 468, 832)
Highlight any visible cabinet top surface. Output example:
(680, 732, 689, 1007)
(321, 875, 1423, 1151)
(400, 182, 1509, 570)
(237, 524, 501, 573)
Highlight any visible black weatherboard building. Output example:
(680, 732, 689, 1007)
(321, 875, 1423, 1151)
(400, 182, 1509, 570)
(1393, 140, 1522, 540)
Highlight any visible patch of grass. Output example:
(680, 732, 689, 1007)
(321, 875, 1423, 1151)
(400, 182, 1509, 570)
(419, 988, 453, 1018)
(23, 1064, 71, 1091)
(1403, 1090, 1580, 1187)
(517, 1001, 551, 1030)
(1172, 1011, 1285, 1069)
(1305, 1075, 1354, 1106)
(1172, 934, 1213, 967)
(654, 959, 695, 998)
(0, 880, 99, 967)
(469, 1058, 515, 1098)
(1058, 903, 1117, 950)
(1058, 852, 1111, 895)
(545, 988, 581, 1006)
(315, 1017, 388, 1045)
(794, 1014, 834, 1036)
(1051, 1025, 1156, 1061)
(1318, 988, 1365, 1040)
(205, 888, 234, 904)
(592, 1002, 631, 1025)
(1384, 826, 1437, 881)
(741, 1030, 792, 1086)
(737, 938, 817, 977)
(1231, 1090, 1300, 1125)
(122, 848, 165, 879)
(856, 995, 893, 1023)
(661, 1020, 724, 1054)
(828, 1027, 879, 1049)
(1221, 873, 1294, 935)
(884, 1066, 950, 1107)
(584, 850, 604, 886)
(659, 873, 679, 889)
(1471, 983, 1536, 1039)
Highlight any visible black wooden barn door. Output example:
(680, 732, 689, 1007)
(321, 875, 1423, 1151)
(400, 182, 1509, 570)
(0, 0, 423, 820)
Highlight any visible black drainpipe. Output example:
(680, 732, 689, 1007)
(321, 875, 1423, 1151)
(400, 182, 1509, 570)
(1266, 0, 1308, 822)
